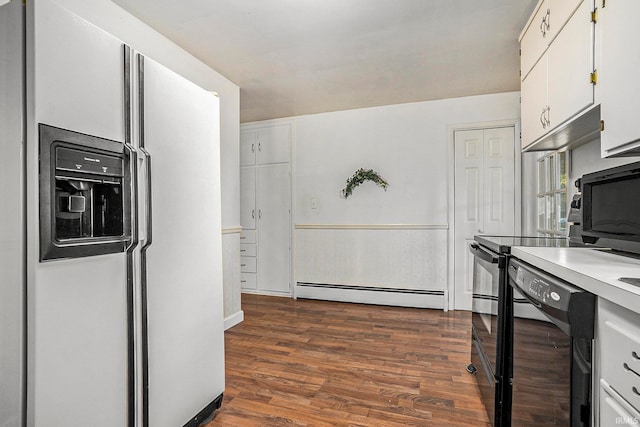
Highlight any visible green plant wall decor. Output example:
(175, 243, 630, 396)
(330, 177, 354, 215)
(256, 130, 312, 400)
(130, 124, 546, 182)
(341, 168, 389, 198)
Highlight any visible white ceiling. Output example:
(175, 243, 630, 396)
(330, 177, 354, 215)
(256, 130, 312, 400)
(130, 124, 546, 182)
(112, 0, 538, 123)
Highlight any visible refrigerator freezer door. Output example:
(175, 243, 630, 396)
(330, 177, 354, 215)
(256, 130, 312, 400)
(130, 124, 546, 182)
(27, 1, 129, 425)
(139, 55, 225, 427)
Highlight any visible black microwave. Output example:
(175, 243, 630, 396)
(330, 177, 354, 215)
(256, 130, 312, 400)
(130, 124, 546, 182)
(580, 161, 640, 253)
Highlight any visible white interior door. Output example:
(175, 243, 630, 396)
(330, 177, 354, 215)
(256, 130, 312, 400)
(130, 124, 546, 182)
(142, 55, 225, 427)
(454, 127, 515, 310)
(257, 164, 291, 294)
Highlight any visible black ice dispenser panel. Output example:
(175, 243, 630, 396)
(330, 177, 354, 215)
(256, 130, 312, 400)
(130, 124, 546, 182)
(39, 124, 131, 260)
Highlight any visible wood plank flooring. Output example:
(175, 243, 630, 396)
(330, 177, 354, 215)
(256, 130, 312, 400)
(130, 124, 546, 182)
(205, 295, 490, 427)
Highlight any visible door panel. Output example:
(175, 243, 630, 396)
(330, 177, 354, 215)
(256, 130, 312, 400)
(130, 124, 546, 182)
(142, 55, 224, 427)
(483, 127, 515, 236)
(257, 164, 291, 293)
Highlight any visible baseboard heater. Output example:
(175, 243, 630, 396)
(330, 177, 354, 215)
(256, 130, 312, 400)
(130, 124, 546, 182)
(296, 282, 445, 296)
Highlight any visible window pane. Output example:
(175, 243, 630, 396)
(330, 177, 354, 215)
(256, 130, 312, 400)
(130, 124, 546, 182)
(546, 194, 555, 230)
(558, 192, 568, 232)
(547, 155, 556, 192)
(558, 151, 567, 190)
(538, 160, 545, 194)
(538, 196, 545, 229)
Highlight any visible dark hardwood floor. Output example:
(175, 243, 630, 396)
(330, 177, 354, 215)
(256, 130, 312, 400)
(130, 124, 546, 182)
(206, 295, 490, 426)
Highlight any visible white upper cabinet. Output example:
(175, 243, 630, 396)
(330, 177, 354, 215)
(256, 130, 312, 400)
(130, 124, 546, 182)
(240, 124, 290, 166)
(597, 0, 640, 157)
(520, 0, 596, 150)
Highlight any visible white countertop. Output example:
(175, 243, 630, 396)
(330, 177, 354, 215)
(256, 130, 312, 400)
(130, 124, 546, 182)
(510, 247, 640, 313)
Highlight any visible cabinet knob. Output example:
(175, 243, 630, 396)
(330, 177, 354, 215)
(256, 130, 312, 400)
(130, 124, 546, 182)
(251, 209, 255, 219)
(251, 143, 255, 153)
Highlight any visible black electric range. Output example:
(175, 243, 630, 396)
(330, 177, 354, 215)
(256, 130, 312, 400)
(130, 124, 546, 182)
(468, 235, 573, 427)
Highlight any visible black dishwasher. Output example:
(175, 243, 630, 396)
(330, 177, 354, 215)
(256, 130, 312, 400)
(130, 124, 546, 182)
(506, 257, 595, 427)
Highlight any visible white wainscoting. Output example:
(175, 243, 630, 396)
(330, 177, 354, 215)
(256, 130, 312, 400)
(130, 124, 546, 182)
(294, 225, 448, 309)
(222, 227, 244, 329)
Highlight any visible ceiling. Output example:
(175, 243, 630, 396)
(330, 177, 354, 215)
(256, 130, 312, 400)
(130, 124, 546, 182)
(112, 0, 538, 123)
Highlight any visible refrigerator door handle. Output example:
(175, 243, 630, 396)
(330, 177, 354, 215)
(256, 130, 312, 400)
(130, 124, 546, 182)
(123, 43, 138, 427)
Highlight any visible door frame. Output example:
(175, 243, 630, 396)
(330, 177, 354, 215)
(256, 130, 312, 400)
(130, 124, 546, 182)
(446, 119, 522, 311)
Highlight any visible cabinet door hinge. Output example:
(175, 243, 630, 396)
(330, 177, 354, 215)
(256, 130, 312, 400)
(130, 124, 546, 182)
(600, 120, 605, 132)
(590, 70, 598, 85)
(591, 8, 598, 23)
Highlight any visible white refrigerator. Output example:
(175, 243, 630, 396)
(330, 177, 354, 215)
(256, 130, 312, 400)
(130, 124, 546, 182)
(0, 0, 225, 426)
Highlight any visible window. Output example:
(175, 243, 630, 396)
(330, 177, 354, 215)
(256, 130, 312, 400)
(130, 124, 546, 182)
(536, 151, 568, 236)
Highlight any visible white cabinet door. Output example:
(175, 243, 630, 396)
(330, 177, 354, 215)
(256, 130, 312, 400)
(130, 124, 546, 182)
(521, 56, 548, 149)
(546, 0, 584, 43)
(240, 130, 256, 166)
(240, 167, 256, 230)
(257, 164, 291, 294)
(547, 0, 594, 130)
(256, 124, 290, 164)
(520, 0, 549, 80)
(520, 0, 584, 80)
(598, 1, 640, 156)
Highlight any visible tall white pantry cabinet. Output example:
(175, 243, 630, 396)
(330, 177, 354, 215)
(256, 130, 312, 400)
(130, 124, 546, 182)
(240, 123, 292, 295)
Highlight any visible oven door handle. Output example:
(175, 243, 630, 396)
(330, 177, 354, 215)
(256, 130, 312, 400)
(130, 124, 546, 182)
(469, 242, 500, 264)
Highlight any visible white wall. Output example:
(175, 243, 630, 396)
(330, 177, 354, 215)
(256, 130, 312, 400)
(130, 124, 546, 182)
(570, 138, 640, 184)
(52, 0, 242, 324)
(287, 92, 521, 307)
(295, 92, 521, 226)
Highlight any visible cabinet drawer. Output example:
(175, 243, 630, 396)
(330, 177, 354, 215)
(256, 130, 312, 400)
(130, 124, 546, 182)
(599, 300, 640, 411)
(601, 319, 640, 409)
(600, 379, 640, 426)
(241, 273, 257, 290)
(240, 243, 256, 257)
(240, 256, 256, 273)
(240, 230, 256, 244)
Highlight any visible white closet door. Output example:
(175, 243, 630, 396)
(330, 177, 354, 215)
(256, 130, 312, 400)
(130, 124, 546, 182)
(257, 164, 291, 293)
(454, 127, 515, 310)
